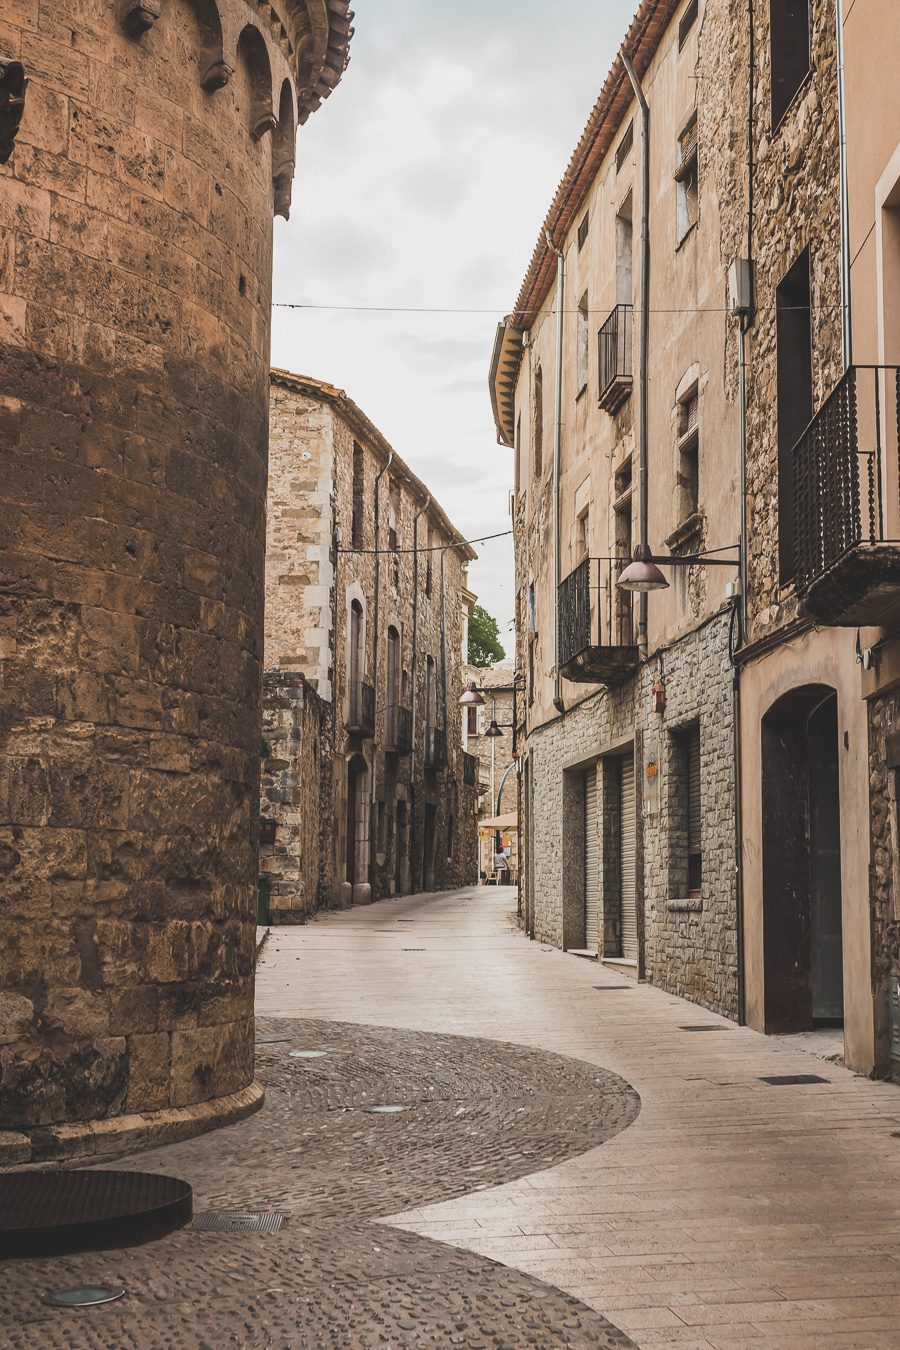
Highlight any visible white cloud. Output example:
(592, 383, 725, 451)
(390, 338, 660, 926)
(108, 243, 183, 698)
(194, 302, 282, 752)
(272, 0, 636, 631)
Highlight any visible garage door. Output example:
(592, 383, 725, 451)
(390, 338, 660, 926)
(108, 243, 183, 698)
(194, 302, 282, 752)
(620, 755, 637, 960)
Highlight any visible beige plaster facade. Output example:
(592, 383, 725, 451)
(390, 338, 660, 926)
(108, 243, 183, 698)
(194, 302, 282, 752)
(493, 0, 743, 1016)
(264, 372, 478, 919)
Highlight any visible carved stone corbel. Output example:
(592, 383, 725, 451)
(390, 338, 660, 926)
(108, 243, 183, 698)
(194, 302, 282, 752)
(121, 1, 161, 38)
(250, 111, 278, 142)
(273, 163, 294, 220)
(0, 59, 27, 165)
(201, 59, 233, 93)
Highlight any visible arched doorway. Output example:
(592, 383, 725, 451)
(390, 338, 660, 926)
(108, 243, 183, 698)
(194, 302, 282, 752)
(761, 685, 844, 1032)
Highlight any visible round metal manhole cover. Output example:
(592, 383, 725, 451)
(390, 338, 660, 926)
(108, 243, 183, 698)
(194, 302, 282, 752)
(366, 1105, 410, 1114)
(0, 1171, 192, 1260)
(288, 1050, 328, 1059)
(41, 1285, 126, 1308)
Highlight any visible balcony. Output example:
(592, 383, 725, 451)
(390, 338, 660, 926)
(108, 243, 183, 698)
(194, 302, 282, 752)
(598, 303, 633, 413)
(793, 366, 900, 627)
(463, 750, 478, 787)
(558, 556, 640, 685)
(425, 726, 447, 772)
(392, 705, 413, 755)
(347, 680, 375, 737)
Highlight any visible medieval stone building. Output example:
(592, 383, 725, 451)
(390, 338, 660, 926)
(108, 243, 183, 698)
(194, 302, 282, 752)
(262, 371, 479, 919)
(493, 0, 900, 1079)
(0, 0, 351, 1163)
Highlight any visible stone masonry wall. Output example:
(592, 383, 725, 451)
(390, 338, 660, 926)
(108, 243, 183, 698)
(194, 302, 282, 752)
(259, 672, 329, 922)
(868, 692, 900, 1077)
(734, 0, 842, 641)
(525, 610, 738, 1019)
(266, 379, 477, 913)
(0, 0, 346, 1160)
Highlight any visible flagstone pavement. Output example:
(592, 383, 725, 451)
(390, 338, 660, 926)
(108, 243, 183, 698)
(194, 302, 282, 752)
(257, 885, 900, 1350)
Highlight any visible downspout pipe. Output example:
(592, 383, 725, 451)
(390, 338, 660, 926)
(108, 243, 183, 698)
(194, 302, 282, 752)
(370, 451, 393, 888)
(622, 51, 650, 659)
(545, 229, 565, 714)
(836, 0, 852, 369)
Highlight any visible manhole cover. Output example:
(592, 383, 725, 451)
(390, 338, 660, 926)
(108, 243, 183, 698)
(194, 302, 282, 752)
(193, 1211, 285, 1234)
(0, 1171, 192, 1260)
(759, 1074, 828, 1085)
(366, 1105, 410, 1115)
(42, 1285, 126, 1308)
(288, 1050, 328, 1059)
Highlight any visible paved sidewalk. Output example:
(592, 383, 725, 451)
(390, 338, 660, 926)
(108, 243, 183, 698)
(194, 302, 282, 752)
(258, 886, 900, 1350)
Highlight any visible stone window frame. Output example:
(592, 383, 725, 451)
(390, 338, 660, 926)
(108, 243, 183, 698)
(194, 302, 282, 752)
(576, 291, 590, 398)
(674, 110, 699, 246)
(666, 718, 704, 911)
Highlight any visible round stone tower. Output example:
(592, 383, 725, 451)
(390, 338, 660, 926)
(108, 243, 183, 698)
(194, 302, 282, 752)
(0, 0, 352, 1162)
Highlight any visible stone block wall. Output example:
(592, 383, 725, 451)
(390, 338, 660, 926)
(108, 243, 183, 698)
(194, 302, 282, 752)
(259, 673, 329, 922)
(525, 610, 738, 1019)
(0, 0, 350, 1160)
(868, 692, 900, 1077)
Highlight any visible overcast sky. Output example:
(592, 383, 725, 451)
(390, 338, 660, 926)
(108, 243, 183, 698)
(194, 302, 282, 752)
(271, 0, 636, 648)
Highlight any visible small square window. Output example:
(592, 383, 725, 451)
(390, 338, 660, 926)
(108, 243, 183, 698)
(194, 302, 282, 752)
(615, 121, 634, 174)
(678, 0, 699, 49)
(577, 212, 589, 251)
(576, 505, 589, 562)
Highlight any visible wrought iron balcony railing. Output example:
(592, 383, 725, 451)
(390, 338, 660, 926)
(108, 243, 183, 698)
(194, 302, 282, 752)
(463, 750, 478, 787)
(558, 556, 640, 685)
(393, 705, 413, 754)
(793, 365, 900, 627)
(425, 726, 447, 772)
(598, 303, 633, 413)
(348, 680, 376, 737)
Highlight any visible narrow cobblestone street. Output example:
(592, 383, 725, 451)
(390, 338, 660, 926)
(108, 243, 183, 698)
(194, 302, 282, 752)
(5, 886, 900, 1349)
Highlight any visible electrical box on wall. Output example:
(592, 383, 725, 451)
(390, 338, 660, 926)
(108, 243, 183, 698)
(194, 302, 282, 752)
(728, 257, 755, 316)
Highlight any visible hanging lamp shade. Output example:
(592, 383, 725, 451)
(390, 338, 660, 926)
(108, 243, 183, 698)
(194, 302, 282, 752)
(459, 679, 485, 707)
(617, 543, 669, 593)
(484, 719, 504, 738)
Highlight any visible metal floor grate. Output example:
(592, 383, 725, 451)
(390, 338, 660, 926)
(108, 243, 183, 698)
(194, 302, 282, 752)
(679, 1024, 730, 1032)
(193, 1210, 286, 1234)
(592, 985, 633, 992)
(759, 1074, 828, 1086)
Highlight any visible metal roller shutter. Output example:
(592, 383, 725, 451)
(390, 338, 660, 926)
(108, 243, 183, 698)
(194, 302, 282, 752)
(620, 755, 637, 960)
(687, 726, 702, 896)
(584, 769, 600, 952)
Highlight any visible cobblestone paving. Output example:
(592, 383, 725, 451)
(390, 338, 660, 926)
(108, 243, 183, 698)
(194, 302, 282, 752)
(2, 1019, 640, 1348)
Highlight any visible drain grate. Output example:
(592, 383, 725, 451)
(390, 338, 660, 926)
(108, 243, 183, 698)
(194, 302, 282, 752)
(759, 1073, 828, 1086)
(679, 1024, 730, 1032)
(592, 985, 633, 992)
(402, 948, 426, 952)
(255, 1035, 289, 1045)
(193, 1210, 285, 1234)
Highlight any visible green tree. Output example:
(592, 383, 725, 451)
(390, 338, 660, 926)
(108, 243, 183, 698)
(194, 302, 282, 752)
(468, 604, 505, 667)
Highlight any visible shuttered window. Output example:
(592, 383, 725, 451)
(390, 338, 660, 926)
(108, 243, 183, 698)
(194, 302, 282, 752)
(686, 726, 702, 896)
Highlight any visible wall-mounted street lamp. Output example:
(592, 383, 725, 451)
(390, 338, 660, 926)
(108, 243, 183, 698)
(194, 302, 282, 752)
(459, 679, 485, 707)
(616, 543, 741, 594)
